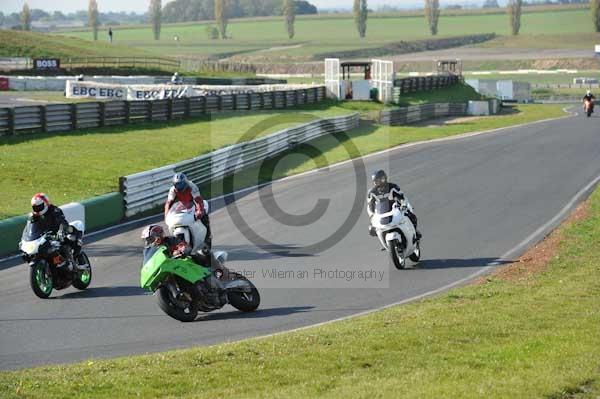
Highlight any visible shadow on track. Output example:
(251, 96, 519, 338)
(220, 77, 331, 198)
(416, 257, 510, 270)
(196, 305, 315, 322)
(56, 285, 149, 299)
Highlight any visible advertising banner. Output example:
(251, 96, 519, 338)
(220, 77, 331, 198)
(66, 81, 191, 100)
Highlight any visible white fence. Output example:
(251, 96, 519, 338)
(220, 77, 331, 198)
(120, 113, 360, 217)
(372, 59, 394, 103)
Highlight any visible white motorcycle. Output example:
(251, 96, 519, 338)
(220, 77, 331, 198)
(165, 200, 209, 253)
(370, 198, 421, 269)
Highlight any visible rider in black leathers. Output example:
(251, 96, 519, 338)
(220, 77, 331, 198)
(28, 193, 81, 267)
(367, 170, 422, 240)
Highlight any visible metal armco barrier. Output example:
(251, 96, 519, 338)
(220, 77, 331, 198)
(379, 103, 468, 125)
(393, 75, 461, 102)
(0, 86, 326, 137)
(120, 113, 359, 217)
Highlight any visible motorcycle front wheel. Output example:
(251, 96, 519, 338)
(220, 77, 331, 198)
(72, 252, 92, 290)
(390, 240, 406, 270)
(228, 275, 260, 312)
(30, 261, 53, 298)
(409, 241, 421, 263)
(156, 278, 200, 322)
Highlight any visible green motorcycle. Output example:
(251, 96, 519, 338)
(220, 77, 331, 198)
(141, 245, 260, 322)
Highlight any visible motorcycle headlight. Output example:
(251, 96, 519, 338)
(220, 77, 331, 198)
(20, 241, 37, 254)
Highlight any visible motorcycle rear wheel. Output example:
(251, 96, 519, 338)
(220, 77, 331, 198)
(30, 261, 53, 298)
(157, 279, 199, 322)
(228, 275, 260, 312)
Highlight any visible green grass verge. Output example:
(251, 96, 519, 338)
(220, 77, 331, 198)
(1, 139, 598, 399)
(0, 102, 349, 220)
(0, 30, 154, 59)
(60, 8, 594, 62)
(395, 84, 486, 106)
(0, 103, 565, 220)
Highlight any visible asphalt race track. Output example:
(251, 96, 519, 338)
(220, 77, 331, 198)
(1, 109, 599, 370)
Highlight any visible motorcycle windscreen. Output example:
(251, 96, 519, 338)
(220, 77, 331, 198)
(168, 201, 195, 215)
(21, 219, 46, 241)
(375, 199, 393, 225)
(140, 245, 211, 291)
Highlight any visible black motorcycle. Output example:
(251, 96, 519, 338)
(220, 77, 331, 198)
(19, 220, 92, 298)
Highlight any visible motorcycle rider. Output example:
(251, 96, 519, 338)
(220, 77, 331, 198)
(171, 72, 183, 85)
(28, 193, 82, 269)
(141, 224, 229, 279)
(366, 170, 422, 240)
(583, 90, 595, 111)
(164, 172, 212, 249)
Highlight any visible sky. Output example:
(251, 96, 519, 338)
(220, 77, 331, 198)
(0, 0, 502, 14)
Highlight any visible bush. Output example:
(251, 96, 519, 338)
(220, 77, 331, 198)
(206, 25, 219, 40)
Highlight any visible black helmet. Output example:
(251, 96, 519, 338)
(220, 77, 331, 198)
(372, 170, 387, 189)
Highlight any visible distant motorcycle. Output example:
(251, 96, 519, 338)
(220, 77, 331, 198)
(584, 99, 594, 117)
(370, 199, 421, 269)
(20, 220, 92, 298)
(140, 246, 260, 322)
(165, 200, 209, 252)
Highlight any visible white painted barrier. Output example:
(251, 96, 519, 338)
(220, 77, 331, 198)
(468, 101, 490, 116)
(59, 203, 86, 232)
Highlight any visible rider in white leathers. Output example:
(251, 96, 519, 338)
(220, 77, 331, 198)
(367, 170, 421, 240)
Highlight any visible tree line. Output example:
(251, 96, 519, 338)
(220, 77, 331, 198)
(14, 0, 600, 41)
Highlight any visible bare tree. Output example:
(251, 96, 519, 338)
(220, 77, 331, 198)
(508, 0, 522, 36)
(215, 0, 228, 39)
(353, 0, 367, 38)
(592, 0, 600, 32)
(424, 0, 440, 36)
(283, 0, 295, 39)
(150, 0, 162, 40)
(21, 2, 31, 31)
(88, 0, 100, 41)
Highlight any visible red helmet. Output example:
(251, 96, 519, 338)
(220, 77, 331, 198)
(141, 225, 165, 247)
(31, 193, 50, 216)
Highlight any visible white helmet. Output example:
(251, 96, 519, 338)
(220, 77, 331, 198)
(587, 90, 592, 96)
(31, 193, 50, 216)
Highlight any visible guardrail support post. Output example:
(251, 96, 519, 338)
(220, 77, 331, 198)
(98, 102, 105, 127)
(39, 105, 47, 133)
(124, 101, 130, 123)
(70, 104, 77, 130)
(247, 93, 251, 110)
(232, 94, 237, 110)
(7, 108, 15, 136)
(185, 97, 191, 118)
(167, 99, 174, 120)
